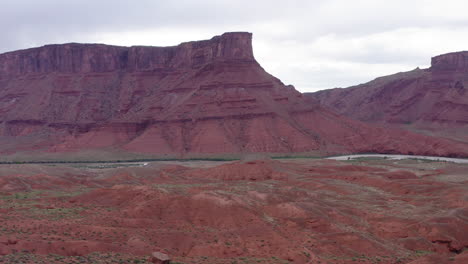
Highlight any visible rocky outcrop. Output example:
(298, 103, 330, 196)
(431, 51, 468, 72)
(0, 33, 467, 158)
(308, 51, 468, 143)
(151, 252, 170, 264)
(0, 32, 254, 77)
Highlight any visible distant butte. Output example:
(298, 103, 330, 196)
(0, 32, 467, 159)
(308, 51, 468, 144)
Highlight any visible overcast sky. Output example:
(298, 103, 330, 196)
(2, 0, 468, 92)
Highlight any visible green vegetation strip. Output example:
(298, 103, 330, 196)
(0, 157, 238, 165)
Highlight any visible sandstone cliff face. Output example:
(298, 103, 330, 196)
(308, 51, 468, 143)
(0, 32, 254, 76)
(0, 33, 467, 157)
(431, 51, 468, 72)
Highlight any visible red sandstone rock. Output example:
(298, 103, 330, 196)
(0, 33, 467, 157)
(150, 252, 170, 264)
(308, 51, 468, 143)
(431, 51, 468, 72)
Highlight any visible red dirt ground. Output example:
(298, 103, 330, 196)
(0, 158, 467, 263)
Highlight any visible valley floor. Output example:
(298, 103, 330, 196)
(0, 157, 467, 263)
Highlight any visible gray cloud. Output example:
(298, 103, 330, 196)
(2, 0, 468, 92)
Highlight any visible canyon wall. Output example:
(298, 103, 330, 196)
(0, 33, 467, 158)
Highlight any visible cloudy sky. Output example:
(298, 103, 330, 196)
(2, 0, 468, 92)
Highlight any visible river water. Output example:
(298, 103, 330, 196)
(326, 154, 468, 164)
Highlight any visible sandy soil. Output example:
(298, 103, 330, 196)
(0, 158, 467, 263)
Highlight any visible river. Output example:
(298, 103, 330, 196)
(326, 154, 468, 164)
